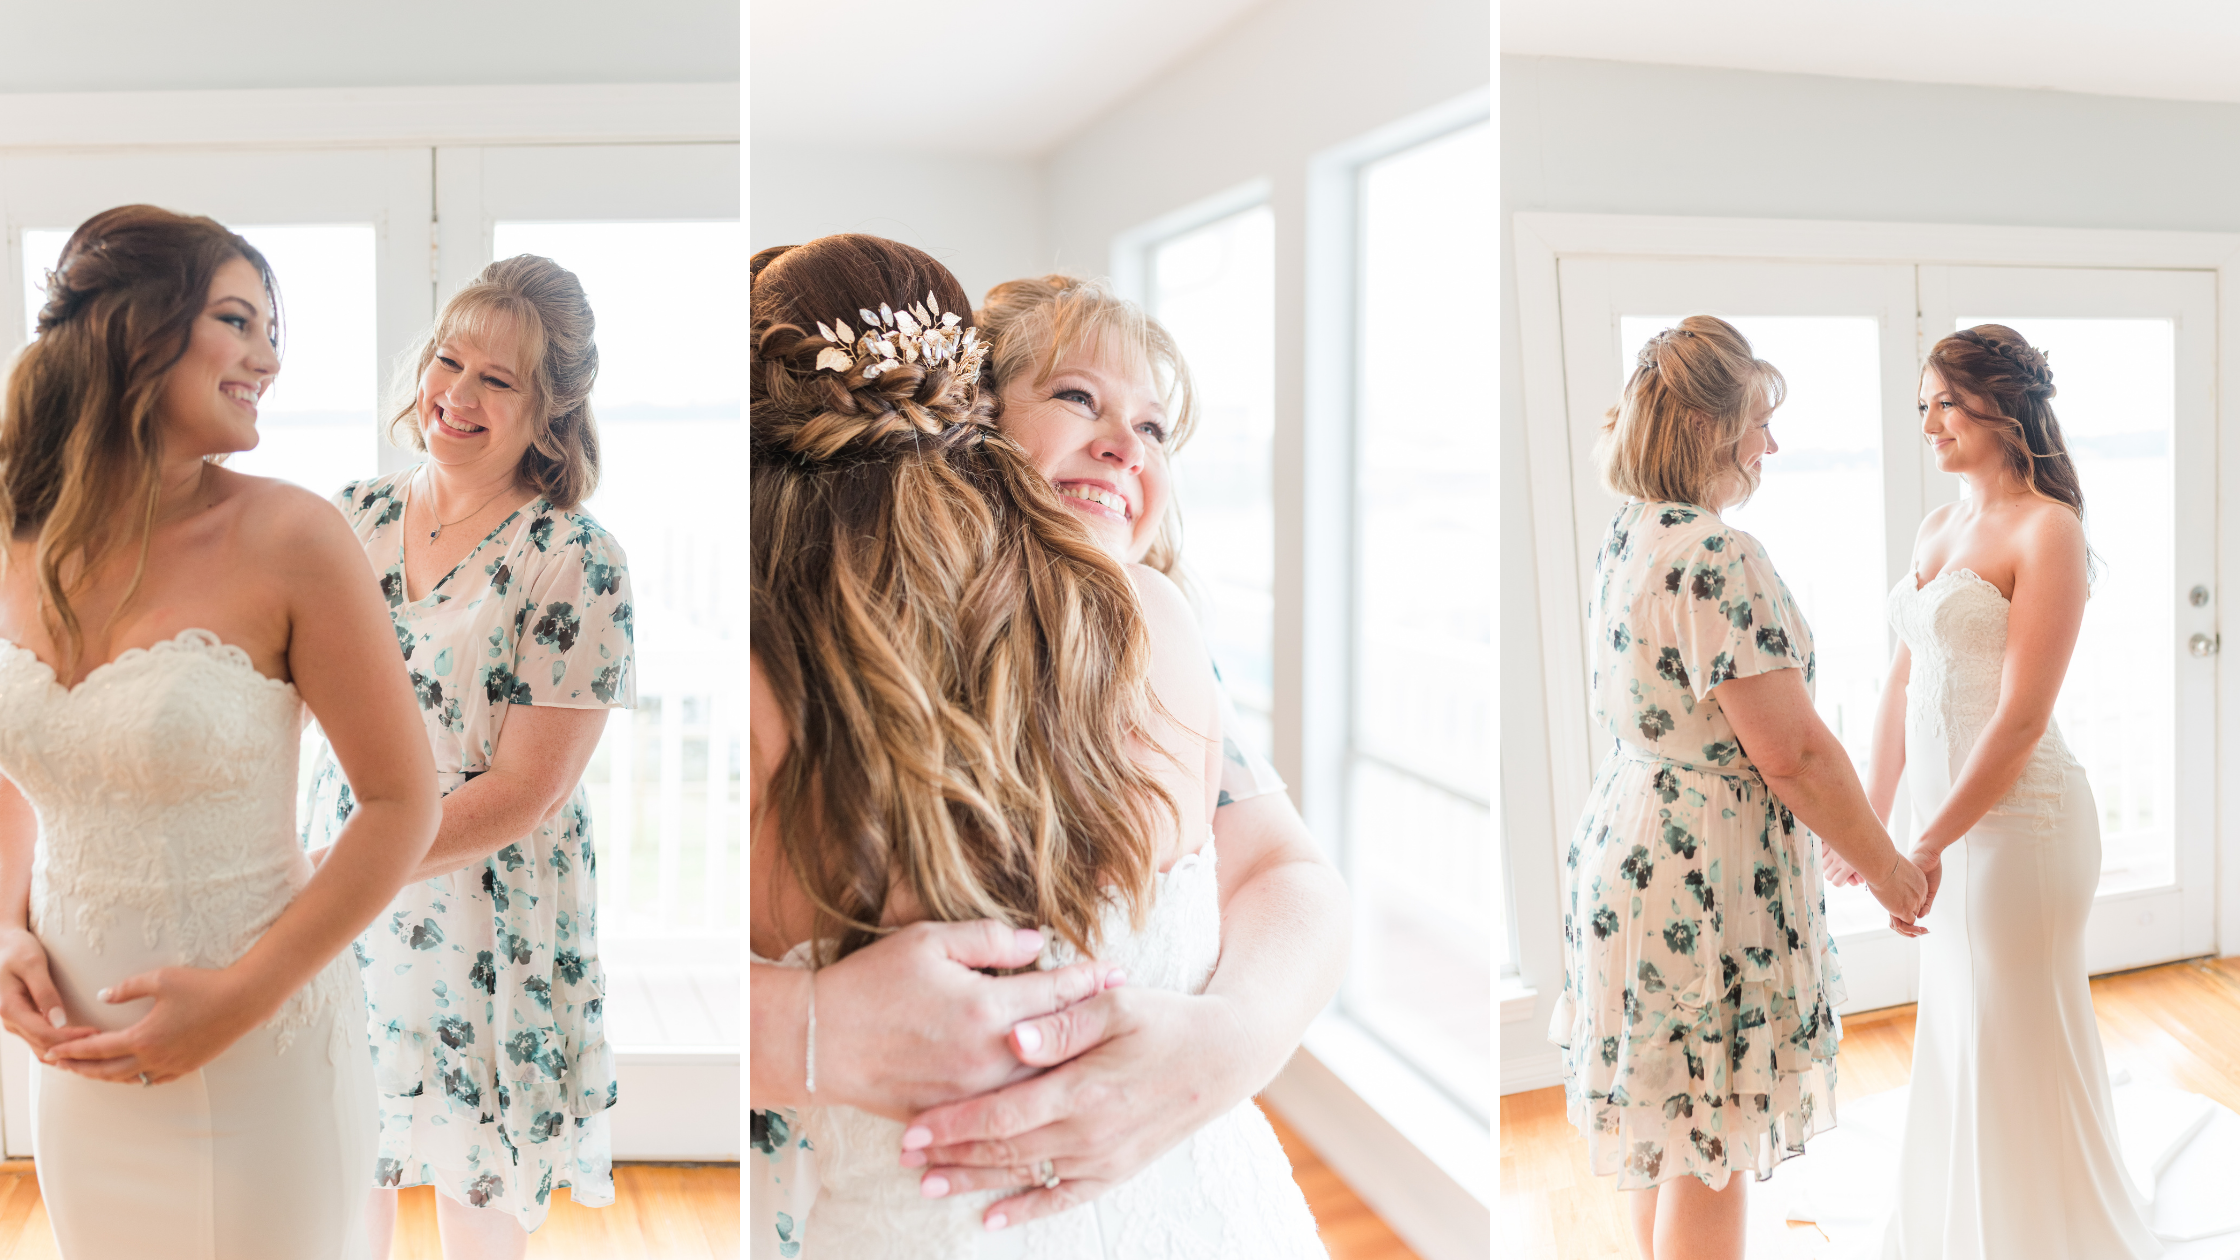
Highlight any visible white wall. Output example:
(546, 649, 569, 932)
(0, 1, 736, 93)
(1499, 53, 2240, 1090)
(747, 144, 1045, 308)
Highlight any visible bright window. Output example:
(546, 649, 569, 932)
(1148, 205, 1276, 755)
(1344, 120, 1491, 1116)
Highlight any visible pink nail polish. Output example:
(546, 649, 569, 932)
(985, 1214, 1008, 1232)
(901, 1126, 932, 1151)
(1013, 928, 1043, 953)
(921, 1175, 949, 1199)
(1013, 1024, 1042, 1054)
(1104, 968, 1127, 988)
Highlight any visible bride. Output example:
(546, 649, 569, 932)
(749, 234, 1325, 1256)
(0, 205, 440, 1257)
(1834, 324, 2160, 1257)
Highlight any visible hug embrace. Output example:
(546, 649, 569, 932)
(747, 234, 1350, 1257)
(1549, 314, 2234, 1259)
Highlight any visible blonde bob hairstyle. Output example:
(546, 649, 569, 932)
(1596, 314, 1786, 511)
(389, 255, 600, 511)
(975, 274, 1199, 577)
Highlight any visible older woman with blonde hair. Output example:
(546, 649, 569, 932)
(1547, 315, 1929, 1259)
(302, 255, 633, 1260)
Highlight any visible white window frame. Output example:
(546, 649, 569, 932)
(1505, 211, 2240, 1097)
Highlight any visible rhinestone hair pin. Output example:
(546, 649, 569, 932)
(815, 292, 987, 385)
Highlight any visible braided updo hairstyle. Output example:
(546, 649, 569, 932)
(1923, 324, 2084, 513)
(1596, 314, 1786, 510)
(0, 204, 279, 669)
(751, 234, 1173, 963)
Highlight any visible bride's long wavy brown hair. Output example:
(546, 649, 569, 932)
(751, 234, 1172, 963)
(0, 205, 278, 672)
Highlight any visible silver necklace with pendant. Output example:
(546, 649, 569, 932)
(419, 469, 509, 543)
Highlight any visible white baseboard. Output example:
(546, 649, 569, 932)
(1500, 1045, 1565, 1097)
(611, 1048, 739, 1162)
(1261, 1018, 1489, 1260)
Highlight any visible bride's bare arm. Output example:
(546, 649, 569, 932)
(47, 489, 438, 1083)
(1911, 508, 2088, 857)
(1865, 643, 1911, 825)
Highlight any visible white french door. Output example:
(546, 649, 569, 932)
(1555, 257, 2218, 1013)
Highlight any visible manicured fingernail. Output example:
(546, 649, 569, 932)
(899, 1150, 926, 1168)
(1013, 928, 1043, 953)
(901, 1126, 932, 1151)
(1104, 968, 1126, 989)
(985, 1214, 1008, 1232)
(1014, 1024, 1043, 1054)
(94, 988, 109, 1003)
(921, 1175, 949, 1199)
(46, 1008, 64, 1028)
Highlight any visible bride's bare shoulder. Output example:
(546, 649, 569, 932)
(2013, 498, 2086, 558)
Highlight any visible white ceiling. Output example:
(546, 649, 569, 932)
(1503, 1, 2240, 106)
(750, 0, 1271, 158)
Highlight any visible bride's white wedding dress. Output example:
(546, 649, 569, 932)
(0, 630, 374, 1260)
(1761, 571, 2240, 1259)
(752, 836, 1327, 1259)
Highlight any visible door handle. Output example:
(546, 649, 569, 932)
(2189, 632, 2220, 658)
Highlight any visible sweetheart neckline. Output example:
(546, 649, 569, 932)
(1908, 566, 2011, 604)
(0, 628, 296, 698)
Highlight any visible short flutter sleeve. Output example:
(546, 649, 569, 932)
(1656, 525, 1812, 702)
(512, 515, 637, 710)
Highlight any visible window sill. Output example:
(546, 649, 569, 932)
(1260, 1014, 1489, 1260)
(1499, 976, 1539, 1025)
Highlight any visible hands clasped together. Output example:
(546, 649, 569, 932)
(800, 918, 1259, 1232)
(1825, 844, 1940, 937)
(0, 926, 275, 1087)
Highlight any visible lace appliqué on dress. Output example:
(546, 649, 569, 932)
(0, 630, 343, 1052)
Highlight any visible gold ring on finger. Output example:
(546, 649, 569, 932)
(1035, 1158, 1059, 1190)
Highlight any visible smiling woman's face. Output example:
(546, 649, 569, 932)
(995, 335, 1172, 561)
(156, 255, 278, 457)
(416, 315, 539, 475)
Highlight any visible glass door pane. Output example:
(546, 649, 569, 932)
(21, 224, 380, 497)
(493, 222, 742, 946)
(1148, 205, 1275, 757)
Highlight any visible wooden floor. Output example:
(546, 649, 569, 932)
(0, 1106, 1413, 1259)
(1501, 955, 2240, 1259)
(1266, 1103, 1422, 1260)
(0, 1161, 739, 1259)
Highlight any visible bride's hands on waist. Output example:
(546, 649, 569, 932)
(0, 927, 99, 1057)
(41, 963, 281, 1085)
(902, 985, 1258, 1230)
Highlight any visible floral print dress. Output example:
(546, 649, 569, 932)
(1548, 501, 1845, 1191)
(302, 468, 635, 1229)
(749, 666, 1284, 1260)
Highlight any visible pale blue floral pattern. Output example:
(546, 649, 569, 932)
(303, 468, 635, 1229)
(1548, 501, 1845, 1191)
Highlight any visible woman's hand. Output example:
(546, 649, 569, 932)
(756, 920, 1119, 1119)
(1864, 848, 1931, 935)
(1823, 847, 1863, 888)
(0, 928, 96, 1057)
(901, 985, 1256, 1232)
(1908, 845, 1944, 919)
(41, 965, 274, 1086)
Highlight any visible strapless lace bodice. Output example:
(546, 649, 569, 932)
(756, 837, 1325, 1259)
(1889, 570, 2077, 829)
(0, 629, 348, 1049)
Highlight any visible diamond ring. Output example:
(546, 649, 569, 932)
(1035, 1158, 1059, 1190)
(137, 1072, 152, 1087)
